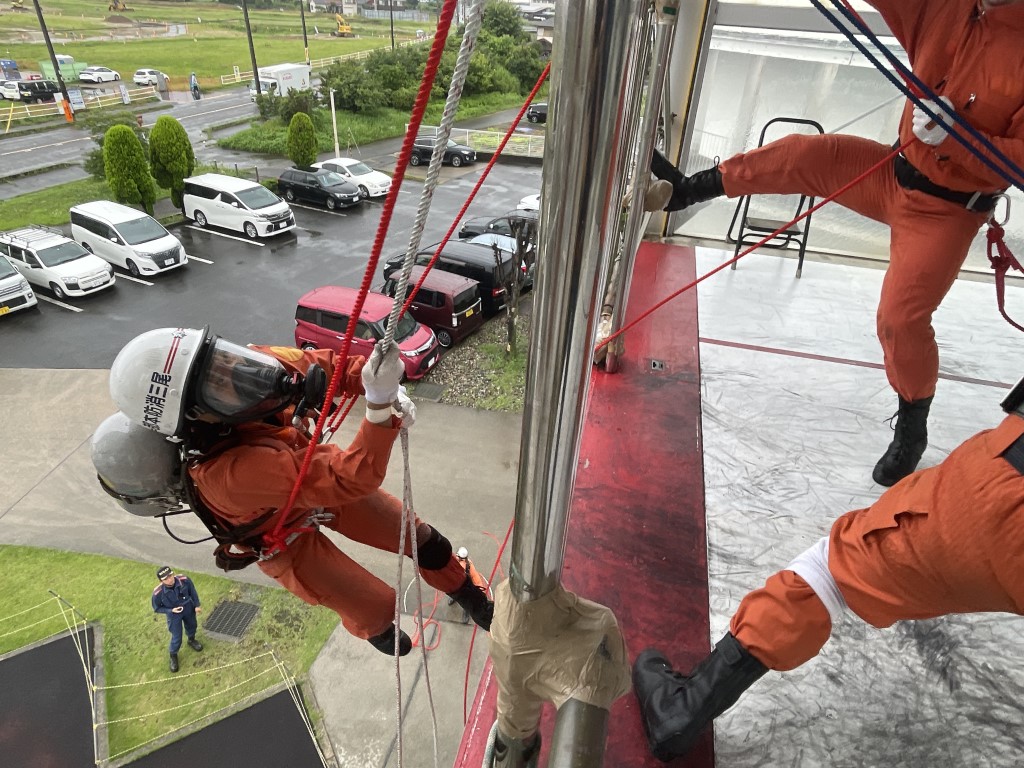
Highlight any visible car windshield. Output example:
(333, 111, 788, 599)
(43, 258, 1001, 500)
(317, 172, 347, 187)
(37, 241, 90, 267)
(381, 313, 419, 343)
(117, 216, 169, 245)
(235, 186, 280, 210)
(0, 258, 17, 279)
(344, 161, 373, 177)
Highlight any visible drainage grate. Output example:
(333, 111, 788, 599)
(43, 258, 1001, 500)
(203, 601, 259, 643)
(410, 382, 444, 402)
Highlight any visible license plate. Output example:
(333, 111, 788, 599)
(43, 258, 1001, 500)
(426, 355, 437, 368)
(465, 308, 473, 317)
(163, 258, 175, 266)
(0, 306, 9, 315)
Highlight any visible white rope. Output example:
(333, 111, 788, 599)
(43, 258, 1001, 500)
(0, 611, 66, 639)
(272, 654, 330, 768)
(0, 598, 54, 623)
(96, 651, 277, 689)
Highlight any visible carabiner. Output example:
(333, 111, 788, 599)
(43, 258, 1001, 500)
(989, 193, 1011, 227)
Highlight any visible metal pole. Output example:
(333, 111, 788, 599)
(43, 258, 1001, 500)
(330, 88, 340, 157)
(389, 2, 396, 50)
(31, 0, 71, 112)
(548, 700, 610, 767)
(242, 0, 261, 97)
(299, 0, 311, 65)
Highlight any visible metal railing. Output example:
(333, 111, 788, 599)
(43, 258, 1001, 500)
(0, 86, 160, 126)
(413, 124, 546, 159)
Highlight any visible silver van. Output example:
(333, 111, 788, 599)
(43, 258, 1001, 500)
(70, 201, 187, 277)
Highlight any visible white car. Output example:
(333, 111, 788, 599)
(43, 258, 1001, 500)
(0, 255, 37, 316)
(70, 200, 187, 277)
(79, 66, 121, 84)
(0, 226, 115, 301)
(0, 80, 21, 100)
(133, 69, 165, 86)
(312, 158, 392, 199)
(517, 193, 540, 212)
(183, 173, 296, 239)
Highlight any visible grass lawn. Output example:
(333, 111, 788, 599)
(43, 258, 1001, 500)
(0, 545, 338, 761)
(0, 176, 171, 228)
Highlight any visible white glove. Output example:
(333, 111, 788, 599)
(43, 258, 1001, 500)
(911, 96, 953, 146)
(395, 385, 417, 429)
(361, 341, 404, 405)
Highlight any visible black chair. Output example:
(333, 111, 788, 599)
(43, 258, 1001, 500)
(726, 117, 824, 278)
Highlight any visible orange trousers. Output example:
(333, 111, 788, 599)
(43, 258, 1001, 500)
(731, 414, 1024, 671)
(720, 134, 990, 402)
(258, 488, 467, 640)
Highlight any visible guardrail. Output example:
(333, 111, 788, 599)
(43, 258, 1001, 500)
(1, 86, 160, 128)
(219, 37, 432, 85)
(414, 125, 546, 159)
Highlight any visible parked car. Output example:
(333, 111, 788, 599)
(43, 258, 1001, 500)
(70, 200, 187, 276)
(312, 158, 392, 199)
(14, 80, 58, 103)
(469, 233, 535, 291)
(133, 68, 165, 86)
(383, 240, 517, 317)
(379, 265, 483, 348)
(410, 136, 477, 168)
(294, 286, 441, 381)
(517, 193, 540, 212)
(182, 173, 295, 239)
(79, 66, 120, 84)
(0, 254, 37, 316)
(0, 80, 20, 100)
(0, 226, 115, 300)
(277, 167, 362, 210)
(525, 102, 548, 124)
(458, 208, 539, 239)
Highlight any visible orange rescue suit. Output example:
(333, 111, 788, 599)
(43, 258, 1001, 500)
(189, 345, 466, 640)
(719, 0, 1024, 402)
(731, 413, 1024, 670)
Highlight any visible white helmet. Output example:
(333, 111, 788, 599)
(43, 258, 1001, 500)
(110, 327, 207, 437)
(91, 411, 184, 516)
(110, 327, 297, 437)
(456, 547, 469, 559)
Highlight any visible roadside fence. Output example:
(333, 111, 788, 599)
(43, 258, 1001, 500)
(415, 124, 546, 160)
(1, 86, 160, 129)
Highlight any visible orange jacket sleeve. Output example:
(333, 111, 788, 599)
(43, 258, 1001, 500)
(860, 0, 936, 56)
(251, 344, 366, 398)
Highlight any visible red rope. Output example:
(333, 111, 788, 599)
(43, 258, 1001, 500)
(598, 139, 916, 351)
(400, 63, 551, 320)
(986, 222, 1024, 333)
(263, 0, 461, 556)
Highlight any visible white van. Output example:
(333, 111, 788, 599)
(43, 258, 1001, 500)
(0, 254, 37, 316)
(0, 226, 115, 301)
(70, 201, 187, 277)
(182, 173, 295, 239)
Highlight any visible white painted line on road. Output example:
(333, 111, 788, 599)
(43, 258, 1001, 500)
(186, 226, 265, 247)
(116, 274, 154, 286)
(289, 202, 349, 216)
(185, 254, 213, 264)
(37, 295, 82, 312)
(0, 136, 91, 156)
(178, 104, 257, 121)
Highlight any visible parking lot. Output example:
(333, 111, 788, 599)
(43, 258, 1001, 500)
(0, 160, 542, 369)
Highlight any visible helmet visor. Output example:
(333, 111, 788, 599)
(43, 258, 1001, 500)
(193, 339, 293, 423)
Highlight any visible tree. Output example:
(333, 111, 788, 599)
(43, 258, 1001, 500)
(82, 110, 149, 180)
(482, 0, 528, 41)
(286, 112, 318, 168)
(149, 116, 195, 209)
(103, 125, 156, 215)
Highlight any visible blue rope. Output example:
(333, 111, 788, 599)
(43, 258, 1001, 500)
(812, 0, 1024, 193)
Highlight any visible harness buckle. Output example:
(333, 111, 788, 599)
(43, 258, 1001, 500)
(989, 194, 1011, 226)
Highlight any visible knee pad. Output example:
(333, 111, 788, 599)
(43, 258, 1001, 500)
(786, 536, 847, 622)
(417, 526, 453, 570)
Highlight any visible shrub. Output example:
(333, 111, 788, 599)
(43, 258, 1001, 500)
(255, 93, 280, 121)
(103, 125, 156, 214)
(279, 90, 318, 124)
(149, 116, 195, 209)
(82, 110, 149, 181)
(286, 112, 317, 168)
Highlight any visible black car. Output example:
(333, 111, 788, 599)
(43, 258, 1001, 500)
(458, 208, 539, 240)
(525, 102, 547, 124)
(410, 136, 477, 168)
(17, 80, 59, 104)
(277, 167, 362, 211)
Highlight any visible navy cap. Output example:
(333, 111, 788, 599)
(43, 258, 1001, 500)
(156, 566, 173, 580)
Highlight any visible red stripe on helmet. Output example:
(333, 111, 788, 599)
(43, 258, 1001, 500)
(163, 329, 184, 374)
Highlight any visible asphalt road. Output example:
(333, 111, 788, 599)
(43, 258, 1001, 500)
(0, 159, 542, 369)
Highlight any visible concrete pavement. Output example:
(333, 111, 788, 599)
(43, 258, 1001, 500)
(0, 367, 521, 766)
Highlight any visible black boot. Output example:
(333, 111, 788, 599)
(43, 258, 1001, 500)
(650, 149, 725, 212)
(872, 395, 932, 487)
(447, 577, 493, 632)
(633, 634, 767, 762)
(187, 637, 203, 652)
(367, 623, 412, 657)
(169, 652, 179, 673)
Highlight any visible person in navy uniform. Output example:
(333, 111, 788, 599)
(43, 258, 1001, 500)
(152, 566, 203, 672)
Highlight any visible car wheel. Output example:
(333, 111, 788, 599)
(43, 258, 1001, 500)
(284, 188, 295, 202)
(127, 259, 141, 277)
(49, 282, 66, 300)
(358, 185, 369, 199)
(409, 154, 421, 167)
(436, 329, 453, 348)
(244, 222, 259, 239)
(451, 156, 463, 168)
(114, 74, 120, 80)
(194, 210, 208, 227)
(327, 197, 337, 211)
(528, 114, 538, 123)
(300, 342, 317, 351)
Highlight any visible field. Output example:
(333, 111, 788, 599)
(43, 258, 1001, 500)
(0, 0, 430, 89)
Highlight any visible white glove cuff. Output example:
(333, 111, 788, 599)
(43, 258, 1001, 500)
(363, 384, 400, 406)
(365, 406, 395, 424)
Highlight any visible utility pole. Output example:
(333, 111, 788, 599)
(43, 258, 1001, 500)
(299, 0, 310, 65)
(388, 2, 395, 50)
(242, 0, 261, 97)
(329, 89, 340, 158)
(31, 0, 72, 118)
